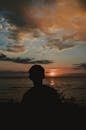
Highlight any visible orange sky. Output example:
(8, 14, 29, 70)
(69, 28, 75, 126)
(0, 61, 86, 77)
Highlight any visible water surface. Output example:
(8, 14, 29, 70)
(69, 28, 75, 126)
(0, 77, 86, 106)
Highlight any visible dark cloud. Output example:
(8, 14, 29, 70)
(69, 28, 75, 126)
(11, 57, 32, 64)
(0, 0, 27, 9)
(13, 59, 53, 64)
(73, 63, 86, 70)
(0, 53, 7, 59)
(0, 9, 36, 29)
(0, 0, 57, 11)
(30, 0, 57, 6)
(0, 53, 53, 64)
(78, 0, 86, 10)
(0, 1, 38, 29)
(0, 0, 57, 26)
(28, 60, 53, 64)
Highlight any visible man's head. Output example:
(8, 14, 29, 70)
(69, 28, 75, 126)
(29, 65, 45, 86)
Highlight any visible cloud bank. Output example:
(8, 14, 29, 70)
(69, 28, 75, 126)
(0, 53, 53, 64)
(73, 63, 86, 70)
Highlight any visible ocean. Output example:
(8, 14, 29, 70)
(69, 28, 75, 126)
(0, 77, 86, 106)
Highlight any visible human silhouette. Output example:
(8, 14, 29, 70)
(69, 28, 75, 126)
(21, 65, 61, 109)
(21, 65, 62, 129)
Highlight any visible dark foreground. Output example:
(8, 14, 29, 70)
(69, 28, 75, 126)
(0, 102, 86, 130)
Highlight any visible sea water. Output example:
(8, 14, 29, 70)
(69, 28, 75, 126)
(0, 77, 86, 106)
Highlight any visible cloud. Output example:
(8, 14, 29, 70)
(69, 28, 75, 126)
(0, 53, 53, 64)
(28, 60, 53, 64)
(0, 0, 57, 27)
(0, 0, 57, 7)
(0, 53, 10, 61)
(11, 57, 32, 64)
(0, 9, 37, 54)
(0, 0, 86, 61)
(0, 0, 55, 36)
(0, 0, 26, 10)
(6, 44, 27, 53)
(43, 39, 76, 51)
(78, 0, 86, 10)
(0, 53, 7, 59)
(30, 0, 57, 7)
(73, 63, 86, 70)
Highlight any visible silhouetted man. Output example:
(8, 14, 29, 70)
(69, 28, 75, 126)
(21, 65, 62, 129)
(21, 65, 61, 109)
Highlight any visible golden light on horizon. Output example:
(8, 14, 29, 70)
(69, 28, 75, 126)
(45, 69, 59, 77)
(49, 71, 57, 77)
(45, 68, 72, 77)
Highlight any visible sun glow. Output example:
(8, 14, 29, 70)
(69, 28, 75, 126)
(46, 69, 58, 77)
(49, 71, 56, 77)
(45, 68, 68, 77)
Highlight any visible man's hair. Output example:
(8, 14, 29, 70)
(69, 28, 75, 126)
(29, 65, 45, 80)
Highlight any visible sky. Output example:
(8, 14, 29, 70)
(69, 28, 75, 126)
(0, 0, 86, 76)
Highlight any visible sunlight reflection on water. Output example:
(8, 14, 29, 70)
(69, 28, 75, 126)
(50, 80, 55, 86)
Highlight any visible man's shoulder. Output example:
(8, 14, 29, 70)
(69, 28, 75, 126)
(42, 85, 57, 94)
(23, 87, 34, 96)
(23, 85, 57, 97)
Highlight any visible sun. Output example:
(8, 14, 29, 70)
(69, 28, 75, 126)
(49, 71, 56, 77)
(46, 69, 58, 77)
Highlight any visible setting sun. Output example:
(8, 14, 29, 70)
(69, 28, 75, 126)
(49, 71, 56, 77)
(45, 69, 59, 77)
